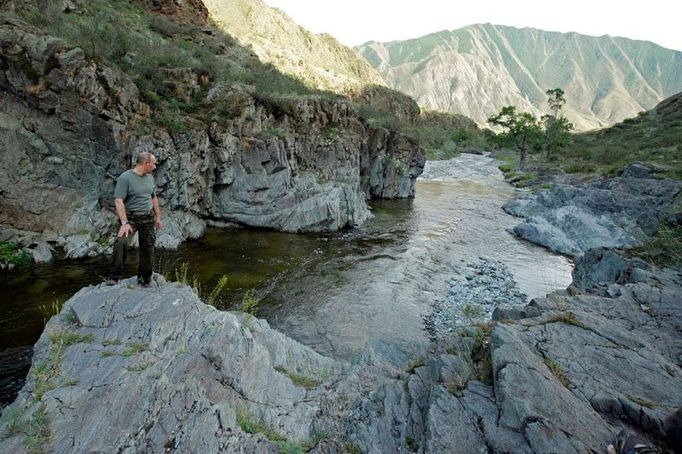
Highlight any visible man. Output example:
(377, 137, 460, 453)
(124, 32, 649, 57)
(108, 152, 162, 286)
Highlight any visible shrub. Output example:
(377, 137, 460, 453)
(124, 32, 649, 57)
(0, 241, 31, 267)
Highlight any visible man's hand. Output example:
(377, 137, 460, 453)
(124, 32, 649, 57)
(118, 223, 133, 238)
(154, 215, 162, 231)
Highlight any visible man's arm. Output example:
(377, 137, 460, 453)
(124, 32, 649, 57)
(114, 198, 132, 237)
(152, 195, 162, 230)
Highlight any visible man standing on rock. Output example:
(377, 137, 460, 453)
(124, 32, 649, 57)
(107, 152, 162, 287)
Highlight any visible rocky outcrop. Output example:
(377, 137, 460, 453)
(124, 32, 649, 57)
(0, 16, 423, 260)
(0, 276, 342, 452)
(2, 249, 680, 452)
(504, 164, 680, 256)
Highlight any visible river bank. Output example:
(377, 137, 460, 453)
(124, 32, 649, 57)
(2, 155, 680, 452)
(0, 245, 679, 452)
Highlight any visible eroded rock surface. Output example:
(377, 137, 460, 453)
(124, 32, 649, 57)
(0, 16, 424, 260)
(504, 165, 680, 256)
(1, 249, 679, 453)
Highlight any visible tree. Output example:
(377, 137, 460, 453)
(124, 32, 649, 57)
(487, 106, 542, 167)
(542, 88, 574, 156)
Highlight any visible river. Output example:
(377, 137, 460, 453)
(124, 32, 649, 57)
(0, 154, 573, 404)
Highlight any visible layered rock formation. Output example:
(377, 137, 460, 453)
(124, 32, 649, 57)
(503, 163, 681, 256)
(358, 24, 682, 131)
(0, 16, 424, 260)
(1, 249, 680, 452)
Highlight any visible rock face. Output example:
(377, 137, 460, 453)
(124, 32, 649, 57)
(2, 250, 680, 453)
(504, 167, 681, 256)
(0, 16, 424, 259)
(0, 276, 340, 452)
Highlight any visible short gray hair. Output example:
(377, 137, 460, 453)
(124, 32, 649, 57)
(136, 151, 155, 164)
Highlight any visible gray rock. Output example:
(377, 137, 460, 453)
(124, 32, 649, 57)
(29, 240, 53, 263)
(0, 277, 339, 452)
(504, 176, 680, 256)
(621, 161, 663, 179)
(570, 247, 651, 294)
(0, 19, 424, 255)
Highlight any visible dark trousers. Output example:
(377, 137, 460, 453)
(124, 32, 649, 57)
(109, 212, 156, 284)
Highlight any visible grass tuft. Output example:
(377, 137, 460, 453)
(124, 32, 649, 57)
(274, 367, 319, 390)
(543, 311, 588, 329)
(626, 394, 657, 409)
(236, 409, 286, 442)
(544, 357, 571, 389)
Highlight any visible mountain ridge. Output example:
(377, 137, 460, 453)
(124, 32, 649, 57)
(203, 0, 386, 94)
(358, 24, 682, 131)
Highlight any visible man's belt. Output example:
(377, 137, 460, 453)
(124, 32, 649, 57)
(127, 210, 153, 216)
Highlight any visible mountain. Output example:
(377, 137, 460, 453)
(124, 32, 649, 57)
(564, 91, 682, 178)
(203, 0, 385, 93)
(357, 24, 682, 131)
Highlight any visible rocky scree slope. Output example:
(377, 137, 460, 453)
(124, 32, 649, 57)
(0, 249, 680, 452)
(358, 24, 682, 131)
(0, 15, 424, 262)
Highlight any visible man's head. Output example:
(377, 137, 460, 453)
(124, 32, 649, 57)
(136, 152, 157, 174)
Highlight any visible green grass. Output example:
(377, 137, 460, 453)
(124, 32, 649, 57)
(236, 409, 286, 442)
(274, 367, 319, 390)
(120, 342, 147, 357)
(240, 289, 260, 316)
(1, 406, 24, 439)
(630, 223, 682, 267)
(48, 332, 94, 349)
(535, 94, 682, 179)
(1, 405, 52, 453)
(15, 0, 329, 135)
(0, 241, 30, 267)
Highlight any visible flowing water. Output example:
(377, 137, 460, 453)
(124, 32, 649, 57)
(0, 154, 573, 404)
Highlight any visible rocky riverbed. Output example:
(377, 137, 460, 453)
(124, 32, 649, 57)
(1, 157, 681, 452)
(1, 247, 680, 453)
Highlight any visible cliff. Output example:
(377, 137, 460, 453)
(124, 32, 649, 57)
(0, 9, 424, 261)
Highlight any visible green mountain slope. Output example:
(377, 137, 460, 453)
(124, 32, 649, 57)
(358, 24, 682, 131)
(204, 0, 386, 94)
(565, 91, 682, 178)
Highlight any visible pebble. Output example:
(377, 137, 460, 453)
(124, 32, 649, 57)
(424, 257, 527, 341)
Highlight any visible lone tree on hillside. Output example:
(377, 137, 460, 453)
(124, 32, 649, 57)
(542, 88, 574, 156)
(487, 106, 542, 167)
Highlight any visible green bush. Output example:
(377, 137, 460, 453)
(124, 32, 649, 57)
(0, 241, 30, 267)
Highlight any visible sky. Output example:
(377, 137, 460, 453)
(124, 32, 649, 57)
(263, 0, 682, 51)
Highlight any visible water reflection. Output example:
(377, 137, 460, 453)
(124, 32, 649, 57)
(0, 154, 574, 404)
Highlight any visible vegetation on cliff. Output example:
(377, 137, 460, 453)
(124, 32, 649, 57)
(13, 0, 339, 134)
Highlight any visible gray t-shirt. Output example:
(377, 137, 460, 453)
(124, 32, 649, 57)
(114, 169, 156, 212)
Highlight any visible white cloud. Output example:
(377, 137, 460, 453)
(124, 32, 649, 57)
(263, 0, 682, 51)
